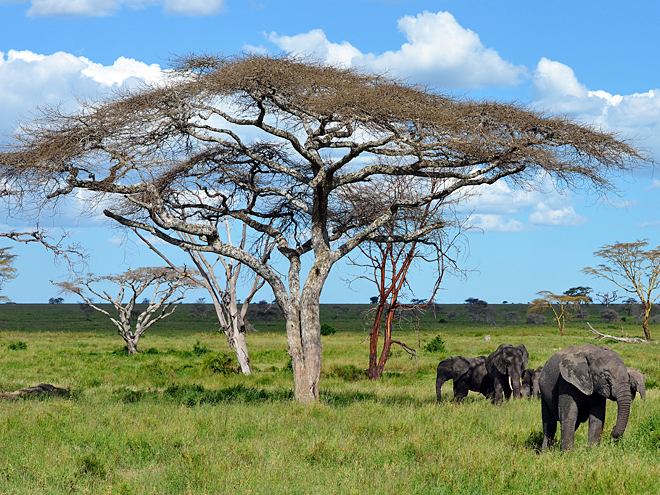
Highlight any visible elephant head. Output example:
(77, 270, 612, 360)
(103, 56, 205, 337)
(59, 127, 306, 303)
(487, 343, 529, 399)
(559, 344, 632, 439)
(628, 367, 646, 401)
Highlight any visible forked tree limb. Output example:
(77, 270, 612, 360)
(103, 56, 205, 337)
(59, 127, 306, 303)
(586, 322, 651, 344)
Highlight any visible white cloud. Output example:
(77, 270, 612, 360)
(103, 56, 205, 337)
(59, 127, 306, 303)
(0, 49, 162, 131)
(533, 57, 660, 152)
(647, 180, 660, 190)
(268, 11, 527, 89)
(468, 214, 528, 232)
(529, 202, 587, 226)
(636, 220, 660, 228)
(10, 0, 225, 17)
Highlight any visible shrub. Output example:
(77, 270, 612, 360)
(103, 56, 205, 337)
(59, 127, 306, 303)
(330, 364, 367, 381)
(526, 314, 546, 325)
(320, 323, 336, 336)
(201, 353, 240, 374)
(424, 335, 446, 353)
(502, 311, 519, 323)
(192, 340, 210, 355)
(8, 341, 27, 351)
(446, 311, 458, 319)
(600, 308, 620, 322)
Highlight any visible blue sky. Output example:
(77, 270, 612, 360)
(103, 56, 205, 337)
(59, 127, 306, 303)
(0, 0, 659, 305)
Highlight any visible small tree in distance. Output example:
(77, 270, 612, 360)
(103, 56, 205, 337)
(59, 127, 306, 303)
(0, 247, 17, 302)
(583, 240, 660, 340)
(54, 267, 197, 354)
(528, 291, 590, 336)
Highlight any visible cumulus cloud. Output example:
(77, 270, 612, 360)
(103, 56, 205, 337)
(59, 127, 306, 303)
(9, 0, 225, 17)
(0, 49, 162, 131)
(533, 57, 660, 152)
(528, 202, 587, 227)
(468, 214, 528, 232)
(268, 11, 526, 89)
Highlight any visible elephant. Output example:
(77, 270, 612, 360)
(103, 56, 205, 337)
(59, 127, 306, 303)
(486, 344, 529, 403)
(436, 355, 493, 403)
(628, 367, 646, 401)
(539, 343, 633, 451)
(521, 366, 543, 399)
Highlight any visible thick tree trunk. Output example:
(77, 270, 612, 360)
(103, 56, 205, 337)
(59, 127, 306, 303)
(642, 302, 652, 340)
(368, 304, 386, 379)
(125, 338, 138, 355)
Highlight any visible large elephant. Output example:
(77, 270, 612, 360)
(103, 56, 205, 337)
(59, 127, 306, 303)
(436, 355, 493, 403)
(486, 344, 529, 403)
(539, 344, 633, 451)
(521, 366, 543, 399)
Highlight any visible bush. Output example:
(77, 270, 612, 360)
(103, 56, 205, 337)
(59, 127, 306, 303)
(201, 353, 240, 374)
(600, 308, 620, 322)
(329, 364, 367, 381)
(526, 314, 546, 325)
(192, 340, 210, 355)
(8, 341, 27, 351)
(502, 311, 519, 323)
(320, 324, 336, 336)
(424, 335, 446, 353)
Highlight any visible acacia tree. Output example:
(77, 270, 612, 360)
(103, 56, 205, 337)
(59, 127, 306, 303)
(0, 54, 647, 402)
(0, 247, 17, 301)
(347, 177, 466, 379)
(134, 222, 274, 374)
(528, 291, 591, 336)
(583, 240, 660, 340)
(54, 267, 196, 354)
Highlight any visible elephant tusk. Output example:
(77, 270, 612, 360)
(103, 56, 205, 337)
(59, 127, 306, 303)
(509, 376, 513, 389)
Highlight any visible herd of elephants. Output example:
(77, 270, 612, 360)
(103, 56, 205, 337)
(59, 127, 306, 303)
(435, 343, 646, 451)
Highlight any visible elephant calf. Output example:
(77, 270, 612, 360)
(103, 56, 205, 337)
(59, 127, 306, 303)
(436, 355, 493, 403)
(521, 366, 543, 399)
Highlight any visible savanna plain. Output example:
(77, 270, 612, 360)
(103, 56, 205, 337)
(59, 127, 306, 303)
(1, 302, 660, 494)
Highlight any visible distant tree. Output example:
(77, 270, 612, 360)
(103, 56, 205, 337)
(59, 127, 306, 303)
(564, 286, 593, 302)
(502, 311, 519, 323)
(54, 267, 197, 354)
(78, 300, 94, 321)
(464, 298, 495, 325)
(369, 296, 379, 305)
(595, 290, 620, 307)
(190, 297, 210, 319)
(48, 297, 64, 304)
(528, 291, 590, 336)
(0, 247, 17, 302)
(583, 240, 660, 340)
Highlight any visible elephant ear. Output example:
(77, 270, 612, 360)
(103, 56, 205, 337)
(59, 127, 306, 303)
(559, 353, 593, 395)
(452, 356, 471, 378)
(492, 346, 508, 375)
(517, 344, 529, 370)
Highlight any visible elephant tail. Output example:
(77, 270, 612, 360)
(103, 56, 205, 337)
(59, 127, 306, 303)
(612, 382, 632, 439)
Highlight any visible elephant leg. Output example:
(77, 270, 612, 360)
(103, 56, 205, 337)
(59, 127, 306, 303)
(453, 379, 469, 402)
(558, 393, 579, 451)
(587, 397, 606, 447)
(541, 399, 556, 451)
(492, 377, 504, 404)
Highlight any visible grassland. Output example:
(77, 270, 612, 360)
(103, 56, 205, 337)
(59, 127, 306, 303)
(1, 302, 660, 494)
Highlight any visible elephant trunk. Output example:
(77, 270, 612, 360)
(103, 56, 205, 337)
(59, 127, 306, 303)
(638, 381, 647, 401)
(612, 382, 632, 439)
(511, 372, 522, 399)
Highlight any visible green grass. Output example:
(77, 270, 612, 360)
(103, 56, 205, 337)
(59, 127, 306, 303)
(1, 303, 660, 494)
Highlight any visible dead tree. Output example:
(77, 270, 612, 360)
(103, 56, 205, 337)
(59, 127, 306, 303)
(0, 54, 648, 401)
(54, 267, 196, 354)
(134, 221, 274, 374)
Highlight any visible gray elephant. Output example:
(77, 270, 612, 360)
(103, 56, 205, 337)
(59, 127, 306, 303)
(628, 367, 646, 401)
(521, 366, 543, 399)
(486, 344, 529, 403)
(539, 344, 633, 451)
(436, 355, 493, 403)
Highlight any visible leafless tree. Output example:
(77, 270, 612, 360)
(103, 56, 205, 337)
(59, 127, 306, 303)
(133, 222, 274, 374)
(346, 176, 467, 379)
(54, 267, 197, 354)
(0, 54, 648, 401)
(595, 290, 620, 307)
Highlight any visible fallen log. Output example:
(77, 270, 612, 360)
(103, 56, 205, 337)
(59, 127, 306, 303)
(587, 322, 650, 344)
(0, 383, 72, 400)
